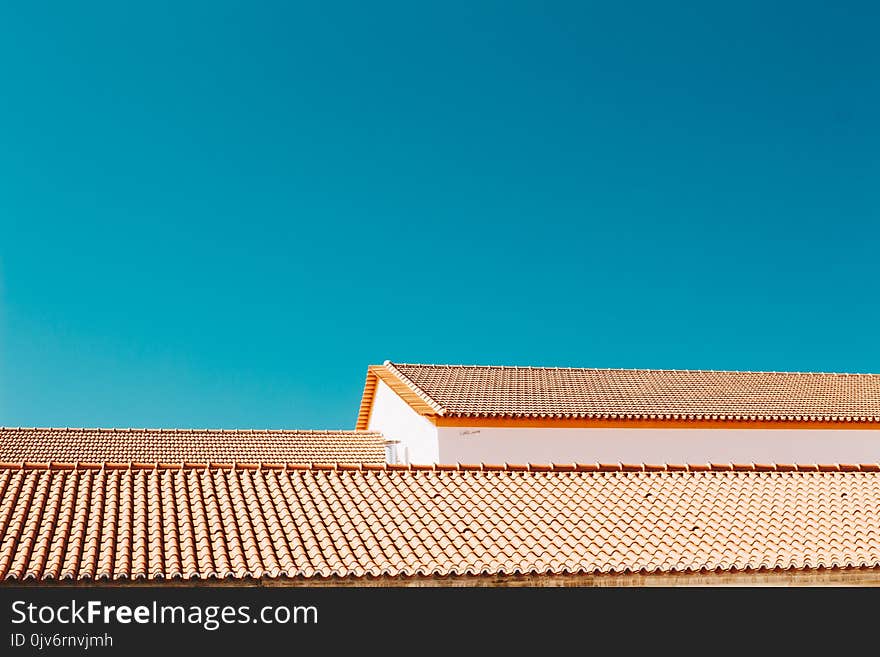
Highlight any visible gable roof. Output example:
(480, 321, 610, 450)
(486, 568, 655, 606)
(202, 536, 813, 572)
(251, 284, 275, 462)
(0, 427, 386, 465)
(2, 461, 880, 583)
(357, 361, 880, 427)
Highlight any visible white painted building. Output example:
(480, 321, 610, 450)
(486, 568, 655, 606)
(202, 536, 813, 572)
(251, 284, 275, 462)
(357, 361, 880, 465)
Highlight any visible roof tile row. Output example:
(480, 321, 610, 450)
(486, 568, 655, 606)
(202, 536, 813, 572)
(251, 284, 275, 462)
(3, 463, 880, 582)
(0, 428, 386, 465)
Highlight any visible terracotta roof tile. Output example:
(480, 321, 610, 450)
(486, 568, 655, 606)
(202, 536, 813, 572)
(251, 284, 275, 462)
(0, 428, 385, 464)
(2, 462, 880, 582)
(374, 362, 880, 423)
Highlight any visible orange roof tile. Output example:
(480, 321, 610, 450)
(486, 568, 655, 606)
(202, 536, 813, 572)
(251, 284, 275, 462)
(357, 361, 880, 424)
(3, 461, 880, 582)
(0, 428, 386, 465)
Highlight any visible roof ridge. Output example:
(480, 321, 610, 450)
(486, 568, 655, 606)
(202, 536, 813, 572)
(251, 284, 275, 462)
(388, 362, 880, 377)
(2, 461, 876, 473)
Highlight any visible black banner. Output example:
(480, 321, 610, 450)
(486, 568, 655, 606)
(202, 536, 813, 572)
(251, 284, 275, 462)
(0, 584, 862, 652)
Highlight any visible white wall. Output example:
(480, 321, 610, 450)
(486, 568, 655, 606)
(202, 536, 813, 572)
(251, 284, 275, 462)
(437, 426, 880, 464)
(367, 380, 439, 463)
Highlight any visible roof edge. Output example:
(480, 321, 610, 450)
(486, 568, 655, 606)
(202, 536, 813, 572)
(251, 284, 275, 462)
(386, 362, 880, 377)
(3, 461, 877, 473)
(383, 361, 447, 414)
(434, 414, 880, 426)
(354, 368, 380, 431)
(0, 427, 383, 435)
(355, 363, 446, 428)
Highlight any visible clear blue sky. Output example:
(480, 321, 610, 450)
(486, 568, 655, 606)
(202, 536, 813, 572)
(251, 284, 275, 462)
(1, 2, 878, 429)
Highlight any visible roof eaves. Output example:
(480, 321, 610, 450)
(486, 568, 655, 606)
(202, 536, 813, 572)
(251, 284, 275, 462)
(354, 369, 380, 430)
(438, 412, 880, 424)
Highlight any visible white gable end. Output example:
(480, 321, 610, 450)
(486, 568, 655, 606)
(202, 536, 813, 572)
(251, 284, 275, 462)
(367, 379, 439, 463)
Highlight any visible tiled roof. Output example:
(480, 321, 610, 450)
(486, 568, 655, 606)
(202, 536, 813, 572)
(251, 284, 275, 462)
(3, 461, 880, 582)
(0, 428, 386, 465)
(361, 361, 880, 423)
